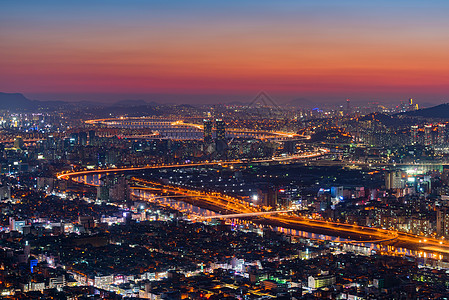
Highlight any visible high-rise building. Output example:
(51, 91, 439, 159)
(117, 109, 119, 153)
(14, 136, 24, 150)
(78, 216, 95, 230)
(331, 186, 344, 202)
(70, 132, 79, 144)
(424, 125, 432, 146)
(0, 184, 11, 201)
(410, 125, 419, 145)
(79, 132, 88, 145)
(345, 98, 351, 115)
(215, 119, 226, 141)
(406, 98, 418, 111)
(203, 119, 213, 143)
(437, 207, 449, 237)
(257, 186, 278, 209)
(283, 140, 296, 154)
(215, 119, 227, 157)
(385, 170, 404, 190)
(46, 135, 55, 149)
(97, 175, 129, 202)
(438, 124, 446, 145)
(88, 130, 96, 145)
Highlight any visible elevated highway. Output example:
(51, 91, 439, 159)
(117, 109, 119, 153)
(56, 152, 449, 257)
(57, 148, 329, 180)
(130, 178, 397, 244)
(85, 117, 307, 141)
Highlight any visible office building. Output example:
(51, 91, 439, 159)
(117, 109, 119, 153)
(308, 275, 336, 289)
(410, 125, 419, 145)
(215, 119, 226, 141)
(14, 136, 24, 150)
(385, 170, 404, 190)
(438, 124, 446, 145)
(424, 125, 432, 146)
(203, 119, 213, 143)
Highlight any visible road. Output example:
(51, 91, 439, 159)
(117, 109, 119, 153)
(85, 117, 306, 140)
(130, 177, 397, 244)
(56, 151, 449, 257)
(57, 148, 329, 180)
(308, 159, 449, 168)
(131, 180, 449, 258)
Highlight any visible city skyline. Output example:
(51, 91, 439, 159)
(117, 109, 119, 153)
(4, 2, 449, 296)
(3, 71, 449, 297)
(2, 0, 449, 104)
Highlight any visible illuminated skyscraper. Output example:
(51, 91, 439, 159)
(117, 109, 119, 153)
(14, 136, 24, 150)
(203, 119, 213, 143)
(424, 125, 432, 146)
(408, 98, 418, 111)
(438, 124, 446, 145)
(79, 132, 88, 146)
(385, 170, 404, 190)
(436, 206, 449, 238)
(88, 130, 96, 145)
(410, 125, 419, 145)
(215, 119, 227, 157)
(215, 119, 226, 141)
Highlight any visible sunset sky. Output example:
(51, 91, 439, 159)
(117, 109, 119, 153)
(1, 0, 449, 104)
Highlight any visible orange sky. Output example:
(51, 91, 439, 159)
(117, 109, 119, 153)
(1, 1, 449, 103)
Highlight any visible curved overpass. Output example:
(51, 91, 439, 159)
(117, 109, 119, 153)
(57, 149, 330, 180)
(57, 157, 397, 245)
(130, 179, 397, 244)
(85, 117, 307, 141)
(56, 152, 449, 256)
(132, 182, 449, 255)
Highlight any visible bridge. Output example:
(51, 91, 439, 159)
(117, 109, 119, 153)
(130, 181, 398, 244)
(56, 151, 449, 257)
(132, 193, 294, 220)
(0, 138, 42, 144)
(308, 160, 449, 168)
(0, 132, 64, 144)
(85, 117, 306, 141)
(57, 149, 330, 180)
(193, 210, 293, 220)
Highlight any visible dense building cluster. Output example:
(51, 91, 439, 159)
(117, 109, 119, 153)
(2, 98, 449, 298)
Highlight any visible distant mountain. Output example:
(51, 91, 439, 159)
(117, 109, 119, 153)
(113, 99, 148, 106)
(0, 92, 163, 111)
(401, 103, 449, 119)
(0, 92, 73, 111)
(359, 113, 402, 126)
(0, 92, 36, 110)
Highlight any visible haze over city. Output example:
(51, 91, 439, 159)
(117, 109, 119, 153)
(2, 0, 449, 104)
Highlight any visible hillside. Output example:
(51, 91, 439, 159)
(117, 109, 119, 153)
(402, 103, 449, 119)
(0, 92, 36, 110)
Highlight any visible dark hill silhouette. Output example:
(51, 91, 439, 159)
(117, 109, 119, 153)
(0, 92, 36, 110)
(114, 99, 148, 106)
(401, 103, 449, 119)
(0, 92, 162, 111)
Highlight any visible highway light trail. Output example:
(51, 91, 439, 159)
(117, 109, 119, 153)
(57, 151, 449, 257)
